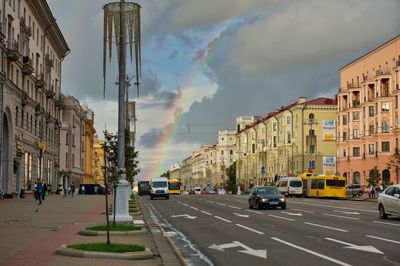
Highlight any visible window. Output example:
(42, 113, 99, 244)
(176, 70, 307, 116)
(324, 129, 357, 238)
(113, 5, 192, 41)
(342, 115, 347, 125)
(273, 122, 277, 131)
(369, 125, 374, 135)
(343, 132, 347, 141)
(230, 149, 233, 155)
(382, 102, 389, 112)
(353, 172, 361, 184)
(353, 129, 360, 139)
(221, 150, 224, 155)
(287, 131, 291, 144)
(382, 121, 390, 133)
(369, 144, 374, 154)
(66, 133, 69, 145)
(252, 143, 255, 153)
(381, 141, 390, 152)
(287, 116, 291, 125)
(353, 147, 360, 157)
(369, 106, 374, 117)
(273, 136, 277, 147)
(352, 112, 360, 121)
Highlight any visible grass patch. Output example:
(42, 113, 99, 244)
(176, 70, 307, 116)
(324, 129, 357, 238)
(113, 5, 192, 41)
(86, 224, 142, 231)
(68, 242, 145, 253)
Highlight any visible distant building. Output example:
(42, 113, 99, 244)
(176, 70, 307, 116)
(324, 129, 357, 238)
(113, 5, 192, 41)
(169, 163, 181, 180)
(191, 145, 213, 187)
(337, 35, 400, 186)
(92, 136, 105, 185)
(0, 0, 69, 196)
(82, 106, 96, 184)
(236, 97, 337, 190)
(180, 156, 193, 190)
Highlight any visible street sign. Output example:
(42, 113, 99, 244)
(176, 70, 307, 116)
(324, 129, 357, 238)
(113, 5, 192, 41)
(170, 214, 197, 219)
(309, 160, 315, 169)
(324, 237, 383, 254)
(209, 241, 267, 259)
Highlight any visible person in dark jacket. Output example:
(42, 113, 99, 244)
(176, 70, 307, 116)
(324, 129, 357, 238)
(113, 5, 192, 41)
(36, 179, 44, 205)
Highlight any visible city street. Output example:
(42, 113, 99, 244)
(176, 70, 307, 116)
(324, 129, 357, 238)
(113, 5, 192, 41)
(141, 194, 400, 266)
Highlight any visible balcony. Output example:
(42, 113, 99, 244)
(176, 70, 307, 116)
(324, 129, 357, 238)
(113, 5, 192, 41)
(35, 103, 44, 116)
(352, 100, 361, 108)
(363, 74, 374, 83)
(45, 53, 54, 68)
(376, 68, 390, 77)
(395, 60, 400, 69)
(45, 86, 55, 99)
(35, 73, 45, 88)
(6, 39, 20, 61)
(20, 17, 32, 37)
(347, 83, 361, 90)
(21, 92, 29, 107)
(22, 56, 34, 75)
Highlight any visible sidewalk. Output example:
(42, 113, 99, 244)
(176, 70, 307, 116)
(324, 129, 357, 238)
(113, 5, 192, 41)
(0, 193, 180, 266)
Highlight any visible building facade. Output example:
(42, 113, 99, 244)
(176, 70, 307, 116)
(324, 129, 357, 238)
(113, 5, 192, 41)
(169, 163, 181, 180)
(0, 0, 69, 195)
(92, 136, 104, 185)
(180, 155, 192, 190)
(82, 106, 96, 184)
(59, 96, 85, 188)
(337, 35, 400, 186)
(237, 97, 337, 190)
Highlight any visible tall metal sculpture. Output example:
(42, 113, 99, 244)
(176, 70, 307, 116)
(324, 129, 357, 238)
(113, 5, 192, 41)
(103, 1, 141, 223)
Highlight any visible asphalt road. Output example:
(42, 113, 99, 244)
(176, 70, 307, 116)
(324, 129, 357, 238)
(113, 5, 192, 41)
(141, 194, 400, 266)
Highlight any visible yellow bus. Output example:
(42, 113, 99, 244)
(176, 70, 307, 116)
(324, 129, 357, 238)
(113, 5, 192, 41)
(168, 178, 181, 195)
(301, 173, 346, 199)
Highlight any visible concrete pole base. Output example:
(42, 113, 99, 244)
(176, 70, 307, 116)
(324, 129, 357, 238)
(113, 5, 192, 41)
(110, 179, 133, 223)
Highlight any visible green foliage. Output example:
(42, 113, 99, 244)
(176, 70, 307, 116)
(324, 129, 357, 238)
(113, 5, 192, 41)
(160, 170, 170, 178)
(225, 162, 237, 193)
(367, 166, 381, 185)
(67, 243, 145, 253)
(102, 130, 140, 185)
(86, 224, 142, 231)
(387, 152, 400, 172)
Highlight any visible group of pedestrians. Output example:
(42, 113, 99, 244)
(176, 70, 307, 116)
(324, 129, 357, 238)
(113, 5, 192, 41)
(63, 183, 76, 197)
(369, 184, 383, 199)
(33, 179, 48, 205)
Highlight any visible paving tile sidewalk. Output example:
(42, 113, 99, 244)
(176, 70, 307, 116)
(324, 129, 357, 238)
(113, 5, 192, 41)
(0, 193, 174, 266)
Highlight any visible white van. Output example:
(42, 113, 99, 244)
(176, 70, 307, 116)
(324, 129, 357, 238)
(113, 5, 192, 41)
(150, 177, 169, 200)
(277, 176, 303, 197)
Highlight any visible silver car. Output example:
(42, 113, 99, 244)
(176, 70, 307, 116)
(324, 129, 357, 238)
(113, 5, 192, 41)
(378, 184, 400, 219)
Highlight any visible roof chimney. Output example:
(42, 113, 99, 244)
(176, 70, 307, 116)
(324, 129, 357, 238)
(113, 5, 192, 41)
(298, 97, 307, 104)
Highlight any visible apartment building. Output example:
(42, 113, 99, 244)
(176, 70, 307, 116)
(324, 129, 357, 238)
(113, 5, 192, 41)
(337, 35, 400, 186)
(237, 97, 337, 190)
(191, 145, 213, 188)
(59, 96, 85, 188)
(82, 106, 96, 184)
(180, 155, 192, 190)
(169, 163, 181, 180)
(92, 136, 104, 185)
(0, 0, 69, 196)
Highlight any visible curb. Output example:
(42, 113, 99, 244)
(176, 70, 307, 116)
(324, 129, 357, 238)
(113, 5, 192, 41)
(56, 245, 153, 260)
(161, 226, 188, 266)
(78, 227, 147, 236)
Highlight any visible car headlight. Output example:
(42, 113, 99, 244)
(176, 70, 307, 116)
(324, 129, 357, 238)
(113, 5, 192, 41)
(261, 198, 267, 202)
(279, 198, 285, 202)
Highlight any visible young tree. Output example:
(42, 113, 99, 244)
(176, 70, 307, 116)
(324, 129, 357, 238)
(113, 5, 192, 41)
(160, 170, 170, 178)
(367, 166, 381, 186)
(387, 152, 400, 184)
(125, 129, 140, 185)
(225, 162, 237, 193)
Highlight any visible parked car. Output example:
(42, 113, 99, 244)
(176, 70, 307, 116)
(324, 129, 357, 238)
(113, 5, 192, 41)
(346, 184, 364, 197)
(378, 184, 400, 219)
(208, 189, 218, 194)
(217, 188, 226, 195)
(194, 186, 202, 194)
(201, 189, 209, 195)
(276, 176, 303, 197)
(249, 186, 286, 210)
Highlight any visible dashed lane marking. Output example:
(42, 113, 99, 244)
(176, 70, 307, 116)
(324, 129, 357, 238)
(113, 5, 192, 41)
(373, 221, 400, 227)
(214, 216, 232, 223)
(228, 205, 241, 210)
(323, 213, 360, 220)
(200, 210, 212, 216)
(304, 222, 348, 232)
(235, 224, 264, 235)
(366, 235, 400, 244)
(190, 206, 199, 210)
(292, 208, 315, 213)
(268, 215, 295, 222)
(246, 210, 263, 215)
(217, 203, 226, 207)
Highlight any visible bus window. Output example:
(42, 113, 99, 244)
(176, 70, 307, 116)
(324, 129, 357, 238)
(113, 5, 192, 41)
(326, 179, 346, 187)
(311, 179, 318, 189)
(317, 179, 325, 189)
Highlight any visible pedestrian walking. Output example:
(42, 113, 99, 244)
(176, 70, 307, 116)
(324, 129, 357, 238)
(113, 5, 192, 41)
(70, 183, 75, 197)
(42, 183, 48, 201)
(63, 186, 67, 197)
(375, 184, 380, 197)
(36, 179, 44, 205)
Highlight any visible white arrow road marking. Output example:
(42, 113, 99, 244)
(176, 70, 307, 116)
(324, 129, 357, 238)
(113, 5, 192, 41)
(233, 213, 250, 218)
(324, 237, 383, 254)
(271, 237, 351, 266)
(281, 211, 303, 216)
(209, 241, 267, 259)
(304, 222, 348, 232)
(333, 210, 360, 215)
(170, 214, 197, 219)
(323, 214, 360, 220)
(366, 235, 400, 244)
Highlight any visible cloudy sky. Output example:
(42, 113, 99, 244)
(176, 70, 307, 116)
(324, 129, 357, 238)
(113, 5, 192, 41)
(48, 0, 400, 180)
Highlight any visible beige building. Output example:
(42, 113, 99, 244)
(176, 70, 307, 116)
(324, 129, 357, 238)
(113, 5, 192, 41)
(92, 136, 104, 185)
(0, 0, 69, 196)
(82, 106, 96, 184)
(180, 155, 193, 190)
(59, 96, 85, 188)
(169, 163, 181, 180)
(337, 35, 400, 186)
(191, 145, 213, 188)
(237, 97, 337, 190)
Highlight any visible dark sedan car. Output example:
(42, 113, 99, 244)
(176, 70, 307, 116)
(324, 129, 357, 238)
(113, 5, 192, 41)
(249, 186, 286, 210)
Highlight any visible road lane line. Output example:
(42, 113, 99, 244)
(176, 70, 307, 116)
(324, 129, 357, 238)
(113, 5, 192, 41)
(366, 235, 400, 244)
(228, 205, 241, 210)
(214, 216, 232, 223)
(246, 210, 263, 215)
(271, 237, 351, 266)
(200, 210, 212, 216)
(217, 203, 226, 206)
(268, 215, 295, 221)
(292, 208, 314, 213)
(323, 214, 360, 220)
(373, 221, 400, 227)
(333, 210, 360, 215)
(190, 206, 199, 210)
(304, 222, 348, 232)
(207, 200, 215, 204)
(236, 224, 264, 235)
(290, 201, 377, 213)
(182, 203, 189, 207)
